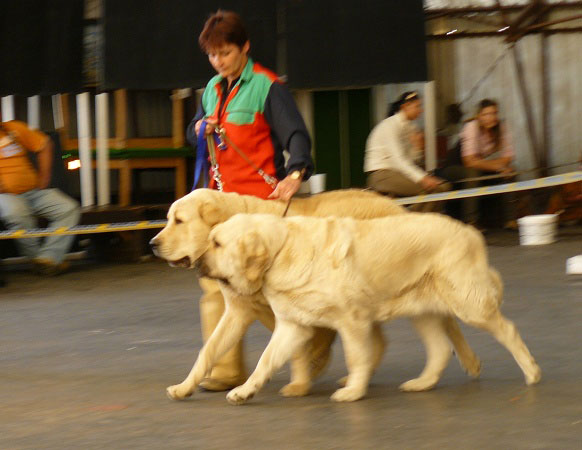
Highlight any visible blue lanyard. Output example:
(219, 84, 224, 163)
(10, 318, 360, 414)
(192, 120, 211, 191)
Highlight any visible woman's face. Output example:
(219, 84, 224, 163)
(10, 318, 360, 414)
(402, 99, 423, 121)
(478, 105, 499, 129)
(207, 41, 250, 82)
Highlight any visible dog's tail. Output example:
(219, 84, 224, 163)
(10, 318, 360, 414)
(488, 267, 504, 306)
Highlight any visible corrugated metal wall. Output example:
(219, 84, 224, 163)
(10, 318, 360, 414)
(428, 34, 581, 173)
(548, 33, 582, 171)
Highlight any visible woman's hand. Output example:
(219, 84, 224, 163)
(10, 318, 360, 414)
(420, 174, 444, 192)
(268, 175, 302, 202)
(195, 119, 217, 137)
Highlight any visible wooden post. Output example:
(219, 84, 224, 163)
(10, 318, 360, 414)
(27, 96, 40, 130)
(511, 42, 542, 171)
(540, 34, 550, 176)
(172, 89, 185, 148)
(51, 94, 65, 130)
(1, 96, 15, 121)
(96, 93, 111, 206)
(424, 81, 437, 172)
(59, 93, 71, 149)
(76, 92, 95, 207)
(114, 89, 127, 149)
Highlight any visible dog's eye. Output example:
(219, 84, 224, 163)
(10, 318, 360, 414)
(175, 217, 183, 224)
(213, 239, 221, 248)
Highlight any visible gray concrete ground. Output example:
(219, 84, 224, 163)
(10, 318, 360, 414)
(1, 228, 581, 449)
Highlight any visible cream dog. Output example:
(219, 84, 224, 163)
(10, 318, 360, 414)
(151, 189, 481, 400)
(197, 213, 541, 404)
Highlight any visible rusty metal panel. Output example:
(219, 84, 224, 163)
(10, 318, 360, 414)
(548, 33, 582, 171)
(424, 0, 579, 9)
(427, 34, 582, 173)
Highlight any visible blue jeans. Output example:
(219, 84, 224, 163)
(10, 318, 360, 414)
(0, 188, 80, 263)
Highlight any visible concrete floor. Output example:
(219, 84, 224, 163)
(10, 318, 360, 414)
(1, 228, 581, 449)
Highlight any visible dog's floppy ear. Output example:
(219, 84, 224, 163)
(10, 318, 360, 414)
(238, 231, 269, 283)
(199, 201, 227, 227)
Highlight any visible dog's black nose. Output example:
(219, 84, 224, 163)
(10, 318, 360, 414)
(149, 238, 159, 249)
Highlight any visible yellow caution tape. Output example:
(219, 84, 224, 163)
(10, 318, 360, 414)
(1, 171, 580, 240)
(395, 171, 581, 205)
(0, 220, 167, 240)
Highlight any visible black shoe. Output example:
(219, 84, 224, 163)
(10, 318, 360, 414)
(31, 258, 71, 276)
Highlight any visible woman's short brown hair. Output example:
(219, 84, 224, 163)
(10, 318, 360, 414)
(199, 10, 249, 52)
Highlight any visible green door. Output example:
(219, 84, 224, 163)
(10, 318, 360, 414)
(313, 88, 371, 190)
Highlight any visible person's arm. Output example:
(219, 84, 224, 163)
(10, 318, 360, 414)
(10, 122, 53, 189)
(186, 103, 207, 147)
(36, 139, 53, 189)
(369, 120, 443, 191)
(371, 120, 427, 183)
(463, 154, 513, 173)
(461, 121, 513, 173)
(263, 82, 314, 200)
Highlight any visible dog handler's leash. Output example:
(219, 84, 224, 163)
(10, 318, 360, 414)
(282, 168, 306, 217)
(196, 121, 277, 192)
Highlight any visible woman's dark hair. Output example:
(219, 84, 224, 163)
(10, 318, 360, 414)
(199, 10, 249, 52)
(478, 98, 498, 112)
(477, 98, 501, 149)
(387, 91, 420, 117)
(446, 103, 463, 125)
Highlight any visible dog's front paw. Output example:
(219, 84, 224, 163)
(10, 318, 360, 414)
(460, 355, 482, 378)
(330, 387, 365, 402)
(336, 375, 348, 387)
(166, 383, 193, 401)
(399, 376, 438, 392)
(526, 364, 542, 385)
(279, 382, 311, 397)
(226, 386, 255, 405)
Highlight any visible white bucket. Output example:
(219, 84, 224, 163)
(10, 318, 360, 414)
(517, 214, 558, 245)
(566, 255, 582, 275)
(309, 173, 326, 194)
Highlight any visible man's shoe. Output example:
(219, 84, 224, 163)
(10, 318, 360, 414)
(32, 258, 70, 276)
(504, 219, 519, 230)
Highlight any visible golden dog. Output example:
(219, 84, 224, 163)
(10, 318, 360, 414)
(151, 189, 481, 400)
(198, 213, 541, 404)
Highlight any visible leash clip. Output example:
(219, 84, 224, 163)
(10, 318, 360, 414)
(216, 127, 228, 151)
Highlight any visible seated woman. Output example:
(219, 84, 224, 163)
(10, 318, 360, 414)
(442, 99, 516, 227)
(364, 91, 450, 212)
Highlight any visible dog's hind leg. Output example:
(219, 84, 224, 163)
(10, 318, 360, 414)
(280, 344, 313, 397)
(443, 316, 482, 378)
(400, 315, 453, 392)
(331, 321, 375, 402)
(227, 319, 314, 405)
(166, 306, 254, 401)
(467, 311, 541, 385)
(308, 327, 337, 380)
(280, 326, 337, 397)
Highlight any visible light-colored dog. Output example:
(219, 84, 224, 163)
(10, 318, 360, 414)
(198, 213, 541, 404)
(151, 189, 481, 400)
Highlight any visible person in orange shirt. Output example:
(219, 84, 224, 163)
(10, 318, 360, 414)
(0, 120, 80, 275)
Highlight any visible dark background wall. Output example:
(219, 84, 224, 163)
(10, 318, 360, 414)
(286, 0, 427, 88)
(103, 0, 278, 90)
(103, 0, 426, 90)
(0, 0, 84, 96)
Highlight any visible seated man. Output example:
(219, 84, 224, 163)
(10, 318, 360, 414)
(0, 120, 80, 275)
(364, 91, 450, 212)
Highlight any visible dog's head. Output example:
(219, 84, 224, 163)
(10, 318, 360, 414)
(149, 189, 229, 268)
(197, 214, 289, 295)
